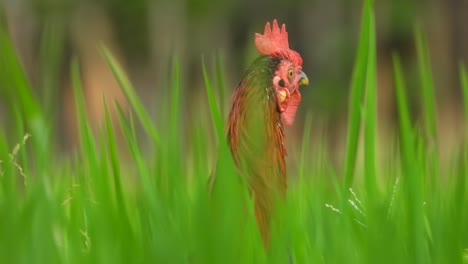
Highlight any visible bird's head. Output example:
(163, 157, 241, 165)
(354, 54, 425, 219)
(255, 20, 308, 126)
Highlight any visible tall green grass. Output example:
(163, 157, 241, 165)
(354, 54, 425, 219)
(0, 0, 467, 263)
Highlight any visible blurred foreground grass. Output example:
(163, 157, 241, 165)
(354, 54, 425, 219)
(0, 1, 468, 263)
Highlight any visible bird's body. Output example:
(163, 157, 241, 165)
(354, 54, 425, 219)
(216, 20, 307, 249)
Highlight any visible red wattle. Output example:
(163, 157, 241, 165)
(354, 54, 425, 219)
(282, 89, 301, 126)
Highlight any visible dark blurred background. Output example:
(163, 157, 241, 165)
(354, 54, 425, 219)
(1, 0, 468, 161)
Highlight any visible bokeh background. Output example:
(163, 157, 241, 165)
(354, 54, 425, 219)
(1, 0, 468, 161)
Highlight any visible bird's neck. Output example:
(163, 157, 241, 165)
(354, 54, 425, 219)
(225, 56, 286, 179)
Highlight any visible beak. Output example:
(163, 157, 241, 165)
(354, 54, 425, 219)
(299, 70, 309, 86)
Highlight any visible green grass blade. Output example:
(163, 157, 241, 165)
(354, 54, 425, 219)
(169, 56, 181, 145)
(70, 59, 99, 170)
(104, 101, 129, 221)
(461, 64, 468, 132)
(415, 27, 437, 142)
(215, 51, 227, 118)
(393, 54, 429, 263)
(0, 131, 15, 203)
(343, 0, 371, 188)
(458, 64, 468, 249)
(415, 27, 439, 203)
(101, 46, 161, 147)
(13, 104, 30, 189)
(165, 56, 182, 196)
(39, 17, 66, 124)
(115, 102, 155, 200)
(363, 5, 378, 197)
(202, 56, 224, 141)
(0, 26, 49, 170)
(0, 27, 41, 117)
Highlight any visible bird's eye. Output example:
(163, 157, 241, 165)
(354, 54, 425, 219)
(287, 69, 294, 79)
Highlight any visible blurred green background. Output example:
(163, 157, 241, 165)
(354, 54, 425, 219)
(1, 0, 467, 157)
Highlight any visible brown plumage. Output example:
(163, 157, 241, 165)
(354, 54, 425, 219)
(215, 20, 308, 249)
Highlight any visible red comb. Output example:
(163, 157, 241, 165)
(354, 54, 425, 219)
(255, 19, 302, 66)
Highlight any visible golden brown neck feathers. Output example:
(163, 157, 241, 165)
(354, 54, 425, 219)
(225, 56, 287, 249)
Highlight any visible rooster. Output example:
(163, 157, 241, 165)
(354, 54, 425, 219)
(212, 20, 308, 249)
